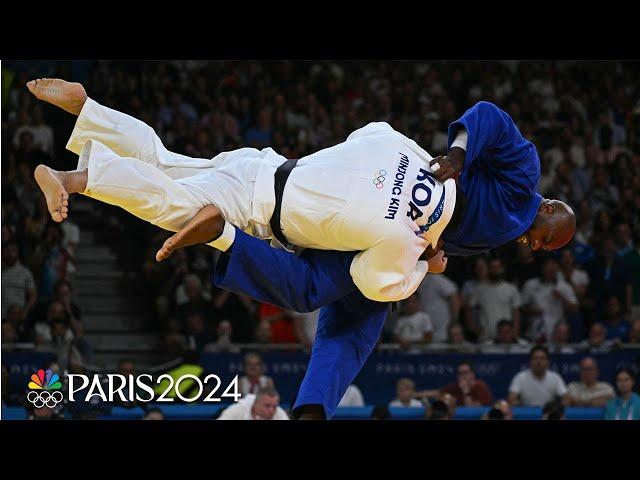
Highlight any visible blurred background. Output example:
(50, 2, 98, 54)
(1, 60, 639, 420)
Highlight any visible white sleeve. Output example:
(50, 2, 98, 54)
(206, 220, 236, 252)
(450, 129, 468, 151)
(350, 230, 429, 303)
(346, 122, 394, 142)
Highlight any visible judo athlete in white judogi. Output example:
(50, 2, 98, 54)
(29, 79, 455, 304)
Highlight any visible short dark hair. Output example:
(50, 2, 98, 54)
(615, 366, 637, 385)
(497, 319, 513, 330)
(529, 345, 550, 360)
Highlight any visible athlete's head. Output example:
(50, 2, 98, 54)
(518, 199, 576, 251)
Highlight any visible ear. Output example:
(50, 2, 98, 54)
(541, 201, 555, 214)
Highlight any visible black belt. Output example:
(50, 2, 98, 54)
(270, 158, 299, 250)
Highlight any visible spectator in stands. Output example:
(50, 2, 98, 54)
(587, 237, 633, 316)
(567, 357, 615, 407)
(558, 249, 589, 303)
(393, 292, 434, 352)
(417, 361, 493, 406)
(508, 346, 569, 407)
(218, 387, 289, 420)
(1, 241, 37, 321)
(118, 358, 136, 377)
(163, 318, 188, 356)
(510, 243, 541, 288)
(578, 322, 617, 353)
(548, 322, 576, 354)
(175, 274, 215, 326)
(3, 304, 29, 342)
(460, 257, 488, 311)
(143, 408, 165, 420)
(338, 384, 365, 407)
(604, 296, 631, 342)
(481, 319, 530, 353)
(445, 323, 475, 353)
(183, 312, 214, 352)
(255, 321, 273, 344)
(238, 352, 275, 397)
(465, 258, 521, 341)
(53, 280, 81, 322)
(203, 319, 240, 353)
(521, 258, 578, 342)
(2, 322, 18, 345)
(389, 378, 422, 407)
(604, 367, 640, 420)
(417, 273, 461, 343)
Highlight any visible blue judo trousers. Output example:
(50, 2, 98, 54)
(212, 101, 544, 418)
(213, 229, 389, 419)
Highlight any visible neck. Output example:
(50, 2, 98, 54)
(621, 392, 632, 401)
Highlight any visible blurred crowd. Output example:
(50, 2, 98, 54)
(2, 60, 640, 367)
(2, 62, 91, 370)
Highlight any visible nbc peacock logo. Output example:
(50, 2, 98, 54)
(27, 369, 64, 408)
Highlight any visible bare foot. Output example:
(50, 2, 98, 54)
(34, 165, 70, 222)
(26, 78, 87, 116)
(156, 205, 225, 261)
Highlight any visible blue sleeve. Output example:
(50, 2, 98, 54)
(212, 227, 358, 312)
(448, 101, 540, 207)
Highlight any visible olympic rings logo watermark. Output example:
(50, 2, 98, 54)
(27, 369, 64, 409)
(27, 390, 64, 408)
(373, 169, 387, 189)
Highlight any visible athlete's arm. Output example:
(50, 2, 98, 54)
(433, 102, 539, 198)
(156, 204, 231, 261)
(350, 229, 431, 303)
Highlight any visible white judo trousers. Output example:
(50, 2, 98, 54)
(66, 98, 284, 247)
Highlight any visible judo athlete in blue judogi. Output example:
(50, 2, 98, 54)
(156, 101, 576, 419)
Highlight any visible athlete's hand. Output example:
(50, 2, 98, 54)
(429, 147, 465, 182)
(427, 249, 448, 273)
